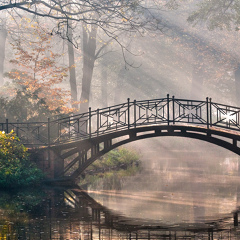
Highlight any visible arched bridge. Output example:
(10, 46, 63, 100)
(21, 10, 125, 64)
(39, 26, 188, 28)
(1, 95, 240, 181)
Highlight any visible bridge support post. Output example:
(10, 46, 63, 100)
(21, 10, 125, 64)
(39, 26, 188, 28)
(80, 150, 87, 166)
(91, 144, 99, 156)
(127, 98, 130, 129)
(206, 97, 209, 129)
(47, 118, 50, 145)
(129, 131, 136, 139)
(134, 100, 136, 128)
(89, 107, 92, 138)
(172, 95, 175, 124)
(97, 109, 99, 136)
(53, 152, 64, 179)
(167, 94, 170, 125)
(16, 120, 19, 137)
(209, 98, 212, 127)
(6, 118, 8, 133)
(57, 120, 60, 143)
(104, 139, 112, 149)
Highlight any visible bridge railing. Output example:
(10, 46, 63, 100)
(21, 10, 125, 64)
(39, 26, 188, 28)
(210, 101, 240, 131)
(0, 120, 49, 146)
(172, 97, 208, 126)
(1, 95, 240, 146)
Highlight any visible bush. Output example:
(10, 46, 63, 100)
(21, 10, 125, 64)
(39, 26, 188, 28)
(0, 130, 44, 188)
(91, 147, 140, 170)
(80, 147, 141, 189)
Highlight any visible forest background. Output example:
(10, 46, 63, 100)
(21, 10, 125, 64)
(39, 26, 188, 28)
(0, 0, 239, 123)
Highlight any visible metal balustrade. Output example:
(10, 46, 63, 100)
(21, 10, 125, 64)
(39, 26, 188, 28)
(1, 95, 240, 147)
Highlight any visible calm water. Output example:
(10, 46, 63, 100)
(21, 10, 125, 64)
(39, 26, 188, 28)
(1, 139, 240, 239)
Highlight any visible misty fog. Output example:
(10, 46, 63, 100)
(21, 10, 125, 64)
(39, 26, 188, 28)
(1, 1, 240, 237)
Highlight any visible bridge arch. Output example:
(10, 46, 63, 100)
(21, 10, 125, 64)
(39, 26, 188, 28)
(50, 125, 240, 180)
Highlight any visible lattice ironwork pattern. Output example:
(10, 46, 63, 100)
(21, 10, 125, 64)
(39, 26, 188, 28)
(173, 99, 208, 125)
(134, 98, 169, 126)
(1, 95, 240, 146)
(210, 102, 240, 130)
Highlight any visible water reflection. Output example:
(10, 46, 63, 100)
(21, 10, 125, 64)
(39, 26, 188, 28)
(87, 160, 240, 226)
(1, 140, 240, 239)
(0, 186, 240, 239)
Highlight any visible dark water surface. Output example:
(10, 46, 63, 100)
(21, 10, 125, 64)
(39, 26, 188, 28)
(1, 141, 240, 239)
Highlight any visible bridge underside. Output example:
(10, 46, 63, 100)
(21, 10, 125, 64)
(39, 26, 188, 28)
(32, 125, 240, 182)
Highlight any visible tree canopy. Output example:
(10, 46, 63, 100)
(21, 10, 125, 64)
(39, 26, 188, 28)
(0, 0, 160, 43)
(187, 0, 240, 30)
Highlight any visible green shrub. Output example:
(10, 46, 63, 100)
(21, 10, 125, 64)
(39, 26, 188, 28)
(0, 130, 44, 188)
(80, 147, 141, 189)
(91, 147, 140, 170)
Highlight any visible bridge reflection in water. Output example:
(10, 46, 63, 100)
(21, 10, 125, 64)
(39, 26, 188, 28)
(1, 186, 240, 240)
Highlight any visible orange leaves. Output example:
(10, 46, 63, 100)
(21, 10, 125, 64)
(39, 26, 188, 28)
(7, 20, 72, 114)
(121, 18, 128, 22)
(79, 99, 88, 104)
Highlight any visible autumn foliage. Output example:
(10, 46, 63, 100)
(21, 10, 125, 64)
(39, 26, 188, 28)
(6, 19, 73, 116)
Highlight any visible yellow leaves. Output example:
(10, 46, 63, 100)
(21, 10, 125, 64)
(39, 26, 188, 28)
(61, 72, 68, 77)
(80, 99, 88, 104)
(26, 17, 31, 23)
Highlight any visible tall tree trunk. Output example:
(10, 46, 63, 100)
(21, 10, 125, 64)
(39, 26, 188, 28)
(0, 22, 7, 86)
(67, 21, 78, 110)
(79, 21, 98, 114)
(101, 67, 108, 107)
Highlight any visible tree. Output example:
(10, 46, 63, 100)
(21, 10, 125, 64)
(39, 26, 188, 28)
(0, 0, 164, 113)
(79, 17, 98, 113)
(5, 18, 73, 117)
(185, 0, 240, 103)
(0, 84, 65, 122)
(67, 20, 78, 109)
(0, 1, 160, 44)
(187, 0, 240, 31)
